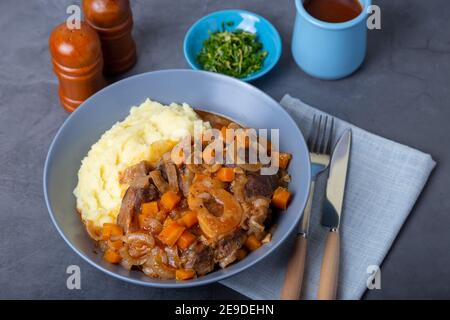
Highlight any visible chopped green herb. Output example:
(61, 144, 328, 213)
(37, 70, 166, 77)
(197, 28, 268, 79)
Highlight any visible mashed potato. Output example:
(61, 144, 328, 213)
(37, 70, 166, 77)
(73, 99, 210, 227)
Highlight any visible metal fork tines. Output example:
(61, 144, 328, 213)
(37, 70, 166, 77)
(299, 114, 334, 237)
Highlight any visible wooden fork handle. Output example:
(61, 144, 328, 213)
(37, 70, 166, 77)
(280, 235, 308, 300)
(317, 230, 340, 300)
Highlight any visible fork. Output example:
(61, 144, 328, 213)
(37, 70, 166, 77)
(280, 114, 334, 300)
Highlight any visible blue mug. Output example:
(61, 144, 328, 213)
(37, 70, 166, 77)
(292, 0, 371, 80)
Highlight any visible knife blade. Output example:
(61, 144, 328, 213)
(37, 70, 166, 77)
(321, 129, 352, 230)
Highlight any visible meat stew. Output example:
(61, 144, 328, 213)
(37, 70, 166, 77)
(85, 111, 293, 280)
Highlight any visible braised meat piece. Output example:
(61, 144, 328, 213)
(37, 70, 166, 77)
(117, 176, 157, 234)
(178, 165, 194, 197)
(149, 170, 169, 194)
(156, 155, 169, 180)
(244, 173, 278, 198)
(215, 229, 246, 268)
(117, 186, 146, 234)
(164, 161, 179, 193)
(143, 184, 158, 202)
(120, 161, 150, 184)
(181, 243, 215, 275)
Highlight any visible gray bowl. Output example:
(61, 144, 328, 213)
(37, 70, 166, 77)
(44, 69, 311, 288)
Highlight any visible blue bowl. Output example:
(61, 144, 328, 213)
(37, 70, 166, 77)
(183, 9, 282, 82)
(44, 70, 310, 288)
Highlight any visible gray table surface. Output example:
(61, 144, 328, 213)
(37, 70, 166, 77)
(1, 0, 449, 299)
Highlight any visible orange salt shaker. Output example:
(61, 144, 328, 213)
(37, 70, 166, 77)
(83, 0, 137, 75)
(49, 22, 106, 112)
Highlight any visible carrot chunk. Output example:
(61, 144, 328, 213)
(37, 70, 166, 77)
(216, 167, 235, 182)
(158, 222, 185, 247)
(108, 239, 123, 251)
(245, 235, 262, 251)
(278, 152, 292, 169)
(102, 223, 123, 240)
(138, 214, 148, 229)
(141, 201, 159, 216)
(160, 191, 181, 210)
(103, 249, 122, 264)
(163, 216, 174, 228)
(178, 211, 198, 228)
(271, 187, 292, 210)
(177, 231, 197, 249)
(176, 269, 196, 280)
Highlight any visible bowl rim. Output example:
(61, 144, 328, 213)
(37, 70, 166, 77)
(183, 9, 282, 82)
(43, 69, 311, 288)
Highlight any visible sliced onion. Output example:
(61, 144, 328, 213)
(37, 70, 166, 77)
(85, 220, 102, 241)
(119, 245, 148, 267)
(247, 197, 270, 239)
(261, 232, 272, 244)
(124, 232, 155, 258)
(119, 232, 155, 267)
(207, 164, 222, 173)
(187, 164, 203, 174)
(141, 216, 163, 235)
(238, 163, 262, 172)
(164, 246, 181, 269)
(233, 167, 245, 175)
(143, 247, 176, 279)
(218, 251, 238, 269)
(227, 122, 241, 130)
(120, 256, 134, 271)
(230, 174, 247, 203)
(281, 172, 291, 183)
(252, 197, 271, 208)
(98, 240, 108, 252)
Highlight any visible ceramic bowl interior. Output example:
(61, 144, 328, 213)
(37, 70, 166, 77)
(44, 69, 310, 288)
(183, 9, 282, 82)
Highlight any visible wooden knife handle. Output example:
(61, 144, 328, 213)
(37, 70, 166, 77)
(280, 235, 308, 300)
(317, 231, 340, 300)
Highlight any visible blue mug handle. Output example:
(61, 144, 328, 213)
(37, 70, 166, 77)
(292, 0, 371, 80)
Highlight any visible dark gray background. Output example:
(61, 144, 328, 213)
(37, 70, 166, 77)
(0, 0, 449, 299)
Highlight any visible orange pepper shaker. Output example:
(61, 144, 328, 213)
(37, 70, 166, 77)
(83, 0, 137, 75)
(49, 22, 106, 112)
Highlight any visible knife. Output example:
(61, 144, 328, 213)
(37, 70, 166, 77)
(317, 129, 352, 300)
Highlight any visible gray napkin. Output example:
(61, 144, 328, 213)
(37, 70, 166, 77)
(220, 94, 436, 300)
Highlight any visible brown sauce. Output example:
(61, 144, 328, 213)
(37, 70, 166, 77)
(195, 110, 234, 129)
(304, 0, 362, 23)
